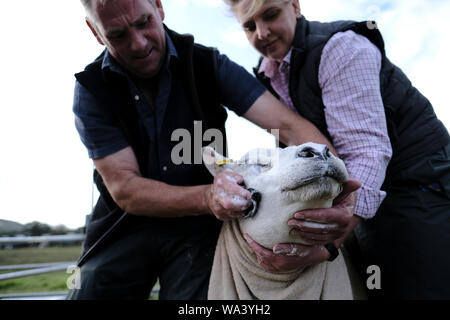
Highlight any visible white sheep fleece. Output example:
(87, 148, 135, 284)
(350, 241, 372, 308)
(203, 143, 365, 300)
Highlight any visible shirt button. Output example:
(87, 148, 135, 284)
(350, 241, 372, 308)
(134, 95, 140, 101)
(162, 166, 168, 172)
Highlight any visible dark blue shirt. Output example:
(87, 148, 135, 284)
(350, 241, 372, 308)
(73, 31, 266, 186)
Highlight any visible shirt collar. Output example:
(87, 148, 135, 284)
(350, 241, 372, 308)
(101, 29, 179, 77)
(258, 47, 293, 78)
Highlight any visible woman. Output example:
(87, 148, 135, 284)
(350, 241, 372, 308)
(224, 0, 450, 299)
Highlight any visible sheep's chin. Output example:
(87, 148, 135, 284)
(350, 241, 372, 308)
(282, 177, 343, 203)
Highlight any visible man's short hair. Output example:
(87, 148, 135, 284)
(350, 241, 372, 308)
(80, 0, 157, 22)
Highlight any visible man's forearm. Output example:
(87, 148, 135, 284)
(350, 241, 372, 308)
(281, 116, 338, 156)
(112, 175, 211, 217)
(243, 91, 337, 155)
(94, 147, 214, 218)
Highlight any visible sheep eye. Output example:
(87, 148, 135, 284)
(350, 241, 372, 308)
(257, 162, 272, 172)
(298, 150, 315, 158)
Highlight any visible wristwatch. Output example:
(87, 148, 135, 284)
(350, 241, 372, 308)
(324, 243, 339, 261)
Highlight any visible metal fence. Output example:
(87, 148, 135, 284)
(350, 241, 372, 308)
(0, 234, 84, 300)
(0, 234, 160, 300)
(0, 234, 85, 246)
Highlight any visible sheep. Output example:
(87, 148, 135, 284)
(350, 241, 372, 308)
(203, 143, 363, 300)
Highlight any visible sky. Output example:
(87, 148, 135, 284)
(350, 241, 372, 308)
(0, 0, 449, 229)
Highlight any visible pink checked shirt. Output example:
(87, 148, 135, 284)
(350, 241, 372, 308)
(259, 30, 393, 219)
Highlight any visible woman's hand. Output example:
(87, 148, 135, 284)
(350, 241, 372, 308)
(244, 179, 362, 272)
(288, 179, 361, 247)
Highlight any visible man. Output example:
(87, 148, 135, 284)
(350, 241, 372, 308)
(68, 0, 359, 299)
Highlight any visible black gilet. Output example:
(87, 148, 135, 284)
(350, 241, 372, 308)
(74, 26, 227, 265)
(255, 17, 449, 185)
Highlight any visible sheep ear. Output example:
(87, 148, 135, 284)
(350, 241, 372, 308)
(202, 146, 236, 177)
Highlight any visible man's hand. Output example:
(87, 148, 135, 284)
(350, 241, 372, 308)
(205, 171, 252, 221)
(287, 179, 361, 247)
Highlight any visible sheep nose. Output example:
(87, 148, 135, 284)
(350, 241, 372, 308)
(322, 146, 331, 159)
(297, 146, 331, 160)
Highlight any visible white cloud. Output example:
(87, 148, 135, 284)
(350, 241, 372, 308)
(172, 0, 222, 9)
(0, 1, 100, 229)
(369, 0, 450, 126)
(196, 0, 223, 7)
(222, 28, 251, 48)
(172, 0, 189, 8)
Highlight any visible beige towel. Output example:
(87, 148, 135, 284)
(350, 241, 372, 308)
(208, 220, 365, 300)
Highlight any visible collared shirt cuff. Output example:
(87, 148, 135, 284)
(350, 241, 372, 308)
(353, 186, 387, 219)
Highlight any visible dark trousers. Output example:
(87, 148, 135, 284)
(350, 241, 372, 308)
(67, 216, 222, 300)
(346, 144, 450, 299)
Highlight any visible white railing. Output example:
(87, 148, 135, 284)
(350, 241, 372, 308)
(0, 234, 85, 245)
(0, 261, 76, 282)
(0, 234, 160, 300)
(0, 234, 85, 300)
(0, 291, 70, 300)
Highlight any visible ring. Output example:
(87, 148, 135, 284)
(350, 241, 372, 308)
(286, 245, 297, 256)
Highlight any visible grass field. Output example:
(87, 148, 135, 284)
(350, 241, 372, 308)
(0, 246, 82, 295)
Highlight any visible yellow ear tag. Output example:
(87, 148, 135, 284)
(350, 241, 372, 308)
(216, 160, 230, 167)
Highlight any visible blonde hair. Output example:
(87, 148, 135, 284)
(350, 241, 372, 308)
(223, 0, 292, 22)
